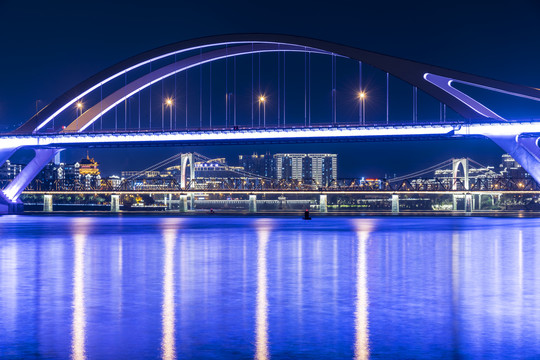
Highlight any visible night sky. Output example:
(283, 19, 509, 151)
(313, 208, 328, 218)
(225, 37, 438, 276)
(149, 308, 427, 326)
(1, 0, 540, 177)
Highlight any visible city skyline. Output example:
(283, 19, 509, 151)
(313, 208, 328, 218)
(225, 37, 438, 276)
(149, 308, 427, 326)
(2, 1, 540, 179)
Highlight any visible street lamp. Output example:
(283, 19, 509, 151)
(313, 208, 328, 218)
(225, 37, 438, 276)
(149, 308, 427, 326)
(75, 102, 83, 130)
(258, 96, 266, 127)
(162, 98, 174, 131)
(76, 102, 83, 117)
(166, 98, 173, 130)
(358, 92, 366, 124)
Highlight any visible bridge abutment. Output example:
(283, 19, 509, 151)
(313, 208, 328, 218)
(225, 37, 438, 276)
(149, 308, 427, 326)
(0, 192, 23, 214)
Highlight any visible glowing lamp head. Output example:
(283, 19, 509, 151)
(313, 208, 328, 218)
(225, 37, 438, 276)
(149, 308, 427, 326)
(259, 96, 266, 103)
(77, 102, 83, 108)
(359, 92, 366, 99)
(166, 98, 173, 105)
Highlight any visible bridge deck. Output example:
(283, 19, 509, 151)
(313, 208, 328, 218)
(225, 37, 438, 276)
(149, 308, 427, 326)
(3, 121, 540, 148)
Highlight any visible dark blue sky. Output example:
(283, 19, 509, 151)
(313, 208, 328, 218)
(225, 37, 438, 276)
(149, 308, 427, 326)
(1, 0, 540, 177)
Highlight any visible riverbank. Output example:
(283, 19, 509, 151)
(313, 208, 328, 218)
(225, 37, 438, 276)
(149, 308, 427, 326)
(19, 209, 540, 217)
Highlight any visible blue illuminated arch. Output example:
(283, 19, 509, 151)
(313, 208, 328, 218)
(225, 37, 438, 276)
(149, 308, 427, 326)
(14, 34, 540, 134)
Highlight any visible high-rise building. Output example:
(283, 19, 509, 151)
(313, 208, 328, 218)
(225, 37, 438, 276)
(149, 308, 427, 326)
(273, 153, 337, 185)
(0, 160, 22, 180)
(308, 153, 338, 186)
(238, 152, 274, 178)
(273, 154, 308, 181)
(500, 154, 529, 178)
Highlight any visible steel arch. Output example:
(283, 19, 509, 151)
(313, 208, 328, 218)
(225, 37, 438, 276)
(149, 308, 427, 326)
(14, 34, 540, 134)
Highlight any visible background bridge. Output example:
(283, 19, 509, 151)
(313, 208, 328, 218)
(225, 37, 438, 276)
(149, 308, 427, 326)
(2, 34, 540, 213)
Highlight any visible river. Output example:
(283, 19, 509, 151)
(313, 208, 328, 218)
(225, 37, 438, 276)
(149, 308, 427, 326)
(1, 215, 539, 359)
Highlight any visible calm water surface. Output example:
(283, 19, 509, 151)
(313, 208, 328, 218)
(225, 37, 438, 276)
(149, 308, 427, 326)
(1, 215, 540, 359)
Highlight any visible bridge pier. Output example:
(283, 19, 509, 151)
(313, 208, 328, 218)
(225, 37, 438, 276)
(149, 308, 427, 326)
(0, 147, 60, 214)
(179, 195, 188, 212)
(188, 194, 195, 210)
(319, 194, 327, 213)
(278, 196, 287, 210)
(111, 195, 120, 212)
(465, 193, 472, 213)
(43, 194, 53, 212)
(249, 195, 257, 213)
(2, 148, 61, 202)
(165, 193, 173, 210)
(391, 194, 399, 214)
(488, 135, 540, 186)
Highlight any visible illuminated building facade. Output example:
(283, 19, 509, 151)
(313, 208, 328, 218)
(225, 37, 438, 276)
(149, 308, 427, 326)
(273, 153, 337, 185)
(238, 152, 274, 178)
(0, 160, 22, 180)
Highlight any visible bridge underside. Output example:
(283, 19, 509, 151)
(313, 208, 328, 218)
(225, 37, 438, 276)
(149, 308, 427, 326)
(2, 126, 540, 214)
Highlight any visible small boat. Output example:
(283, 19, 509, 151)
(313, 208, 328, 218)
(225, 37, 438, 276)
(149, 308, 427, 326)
(303, 209, 312, 220)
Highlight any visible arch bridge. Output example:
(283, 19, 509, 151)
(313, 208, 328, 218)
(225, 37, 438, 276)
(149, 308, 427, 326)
(2, 34, 540, 213)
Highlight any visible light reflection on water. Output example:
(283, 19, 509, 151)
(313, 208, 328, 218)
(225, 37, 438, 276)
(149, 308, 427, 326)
(353, 220, 372, 360)
(255, 219, 271, 360)
(161, 218, 179, 360)
(71, 218, 90, 360)
(1, 215, 540, 359)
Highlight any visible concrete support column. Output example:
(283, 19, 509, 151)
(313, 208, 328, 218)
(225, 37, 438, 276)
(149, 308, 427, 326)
(488, 135, 540, 185)
(452, 194, 457, 211)
(465, 193, 472, 213)
(43, 194, 53, 212)
(478, 194, 482, 210)
(179, 195, 188, 212)
(249, 194, 257, 213)
(278, 195, 287, 210)
(188, 194, 195, 210)
(3, 148, 61, 201)
(111, 194, 120, 212)
(166, 193, 173, 210)
(391, 194, 399, 214)
(320, 194, 327, 213)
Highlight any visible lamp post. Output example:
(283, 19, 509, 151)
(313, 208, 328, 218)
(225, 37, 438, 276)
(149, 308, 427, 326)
(76, 102, 83, 117)
(166, 98, 173, 130)
(259, 96, 266, 127)
(76, 102, 83, 131)
(358, 92, 366, 125)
